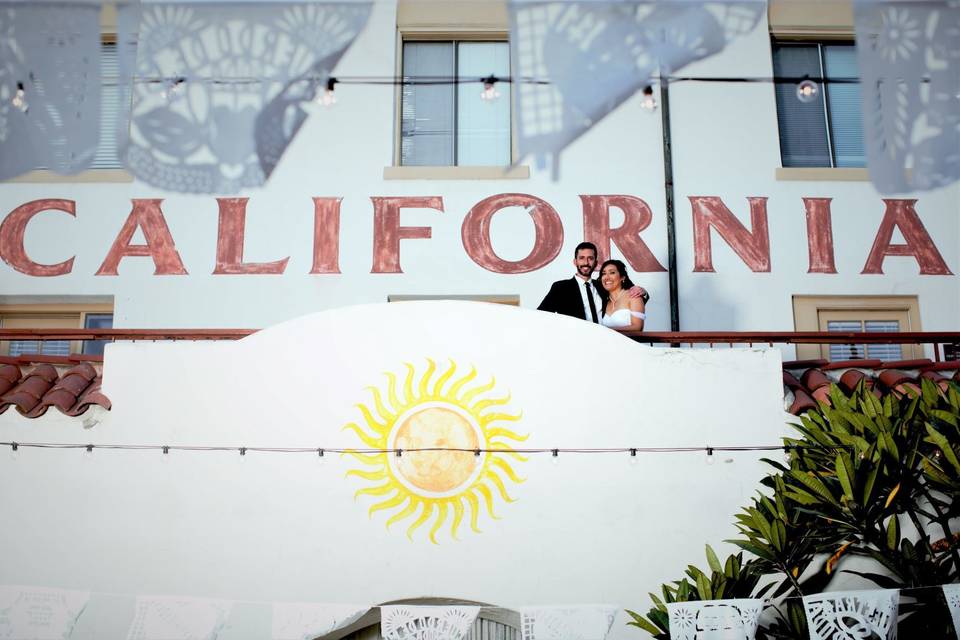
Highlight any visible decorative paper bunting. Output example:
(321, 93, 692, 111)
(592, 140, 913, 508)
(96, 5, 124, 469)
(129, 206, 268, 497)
(853, 0, 960, 194)
(125, 595, 232, 640)
(666, 599, 762, 640)
(519, 605, 618, 640)
(380, 605, 480, 640)
(945, 584, 960, 640)
(0, 585, 90, 640)
(118, 0, 372, 194)
(802, 589, 899, 640)
(507, 0, 765, 175)
(270, 602, 369, 640)
(0, 0, 103, 179)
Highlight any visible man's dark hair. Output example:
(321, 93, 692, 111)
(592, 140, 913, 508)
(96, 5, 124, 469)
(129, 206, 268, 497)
(574, 241, 597, 258)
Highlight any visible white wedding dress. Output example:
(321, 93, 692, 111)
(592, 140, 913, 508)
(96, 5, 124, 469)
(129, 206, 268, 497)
(601, 308, 646, 328)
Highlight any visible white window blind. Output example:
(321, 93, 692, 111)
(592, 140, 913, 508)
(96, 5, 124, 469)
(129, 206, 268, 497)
(827, 319, 902, 361)
(401, 41, 510, 166)
(772, 41, 864, 168)
(9, 340, 71, 357)
(92, 41, 122, 169)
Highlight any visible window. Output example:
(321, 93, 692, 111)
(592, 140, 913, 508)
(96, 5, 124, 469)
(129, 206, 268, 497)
(772, 40, 864, 168)
(0, 304, 113, 358)
(400, 40, 511, 166)
(792, 295, 922, 361)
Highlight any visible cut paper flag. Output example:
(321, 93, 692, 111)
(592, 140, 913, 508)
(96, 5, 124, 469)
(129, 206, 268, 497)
(117, 0, 372, 193)
(0, 0, 103, 179)
(508, 0, 765, 175)
(271, 602, 369, 640)
(125, 595, 232, 640)
(853, 0, 960, 194)
(380, 605, 480, 640)
(802, 589, 899, 640)
(0, 585, 90, 640)
(945, 583, 960, 640)
(666, 599, 762, 640)
(520, 605, 618, 640)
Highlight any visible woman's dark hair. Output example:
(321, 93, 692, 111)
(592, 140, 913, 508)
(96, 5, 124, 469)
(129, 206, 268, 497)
(600, 259, 634, 290)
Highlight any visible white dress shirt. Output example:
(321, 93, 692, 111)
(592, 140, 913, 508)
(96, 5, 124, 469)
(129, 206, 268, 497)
(575, 273, 603, 323)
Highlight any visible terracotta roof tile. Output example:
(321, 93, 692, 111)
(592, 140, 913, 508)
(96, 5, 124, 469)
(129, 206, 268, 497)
(0, 361, 109, 419)
(783, 358, 960, 416)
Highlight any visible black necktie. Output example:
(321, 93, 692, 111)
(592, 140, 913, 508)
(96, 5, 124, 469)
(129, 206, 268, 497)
(585, 281, 599, 323)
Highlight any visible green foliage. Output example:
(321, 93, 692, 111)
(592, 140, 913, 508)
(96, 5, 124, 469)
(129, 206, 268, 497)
(625, 547, 766, 640)
(629, 378, 960, 639)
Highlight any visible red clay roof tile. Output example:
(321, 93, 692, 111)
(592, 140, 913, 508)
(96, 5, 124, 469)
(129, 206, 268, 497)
(821, 359, 883, 371)
(878, 359, 934, 370)
(0, 361, 108, 419)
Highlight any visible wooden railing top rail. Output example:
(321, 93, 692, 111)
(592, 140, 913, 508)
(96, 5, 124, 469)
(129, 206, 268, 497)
(1, 328, 958, 344)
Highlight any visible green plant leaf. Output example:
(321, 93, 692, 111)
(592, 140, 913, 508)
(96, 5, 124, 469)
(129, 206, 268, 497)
(696, 572, 712, 600)
(886, 515, 900, 550)
(705, 545, 722, 573)
(789, 469, 840, 506)
(835, 453, 854, 502)
(926, 424, 960, 474)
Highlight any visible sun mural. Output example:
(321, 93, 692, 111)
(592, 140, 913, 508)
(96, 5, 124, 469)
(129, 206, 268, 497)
(344, 360, 528, 543)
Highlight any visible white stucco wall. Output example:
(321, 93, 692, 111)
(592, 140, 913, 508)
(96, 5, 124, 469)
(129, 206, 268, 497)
(0, 302, 789, 638)
(0, 2, 956, 338)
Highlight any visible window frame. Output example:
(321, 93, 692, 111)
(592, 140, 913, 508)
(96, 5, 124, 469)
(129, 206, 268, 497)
(792, 295, 923, 361)
(0, 302, 114, 358)
(388, 27, 529, 180)
(771, 37, 863, 171)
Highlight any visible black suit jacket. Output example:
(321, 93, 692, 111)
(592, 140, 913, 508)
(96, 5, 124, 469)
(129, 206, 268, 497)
(537, 277, 608, 320)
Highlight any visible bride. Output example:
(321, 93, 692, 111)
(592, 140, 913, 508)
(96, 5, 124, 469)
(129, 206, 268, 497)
(599, 259, 645, 331)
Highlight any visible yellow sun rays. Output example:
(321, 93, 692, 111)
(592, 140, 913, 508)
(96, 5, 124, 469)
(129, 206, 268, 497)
(344, 360, 527, 544)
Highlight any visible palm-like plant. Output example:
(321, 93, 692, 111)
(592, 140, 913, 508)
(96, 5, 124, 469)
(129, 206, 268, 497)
(629, 378, 960, 639)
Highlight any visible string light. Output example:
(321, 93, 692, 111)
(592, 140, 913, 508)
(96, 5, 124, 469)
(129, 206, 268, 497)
(796, 77, 819, 103)
(480, 75, 500, 102)
(317, 77, 337, 107)
(162, 76, 185, 101)
(8, 442, 18, 461)
(1, 442, 854, 461)
(11, 82, 27, 113)
(640, 85, 657, 111)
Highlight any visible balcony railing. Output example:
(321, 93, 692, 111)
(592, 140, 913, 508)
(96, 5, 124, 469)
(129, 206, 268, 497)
(2, 329, 959, 363)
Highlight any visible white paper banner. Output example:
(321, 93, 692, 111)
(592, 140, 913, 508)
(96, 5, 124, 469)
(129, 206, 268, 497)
(271, 602, 368, 640)
(666, 599, 762, 640)
(118, 0, 372, 193)
(520, 605, 618, 640)
(854, 0, 960, 194)
(802, 589, 899, 640)
(380, 605, 480, 640)
(0, 585, 90, 640)
(125, 595, 232, 640)
(0, 0, 103, 179)
(945, 583, 960, 640)
(508, 0, 764, 175)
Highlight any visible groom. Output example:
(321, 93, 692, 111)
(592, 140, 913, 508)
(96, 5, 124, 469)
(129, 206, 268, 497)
(537, 242, 648, 322)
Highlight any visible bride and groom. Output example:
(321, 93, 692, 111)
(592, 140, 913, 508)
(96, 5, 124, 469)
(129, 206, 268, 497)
(537, 242, 647, 331)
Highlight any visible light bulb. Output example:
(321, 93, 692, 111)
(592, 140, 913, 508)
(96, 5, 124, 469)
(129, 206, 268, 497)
(8, 442, 19, 461)
(705, 447, 715, 465)
(11, 82, 27, 113)
(640, 85, 657, 111)
(796, 79, 819, 103)
(317, 448, 328, 465)
(629, 448, 639, 465)
(480, 76, 500, 102)
(162, 445, 170, 463)
(551, 449, 559, 465)
(317, 77, 337, 107)
(239, 447, 247, 461)
(84, 444, 94, 461)
(162, 77, 185, 101)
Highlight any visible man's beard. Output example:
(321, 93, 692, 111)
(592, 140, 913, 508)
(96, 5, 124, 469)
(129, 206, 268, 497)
(578, 264, 594, 278)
